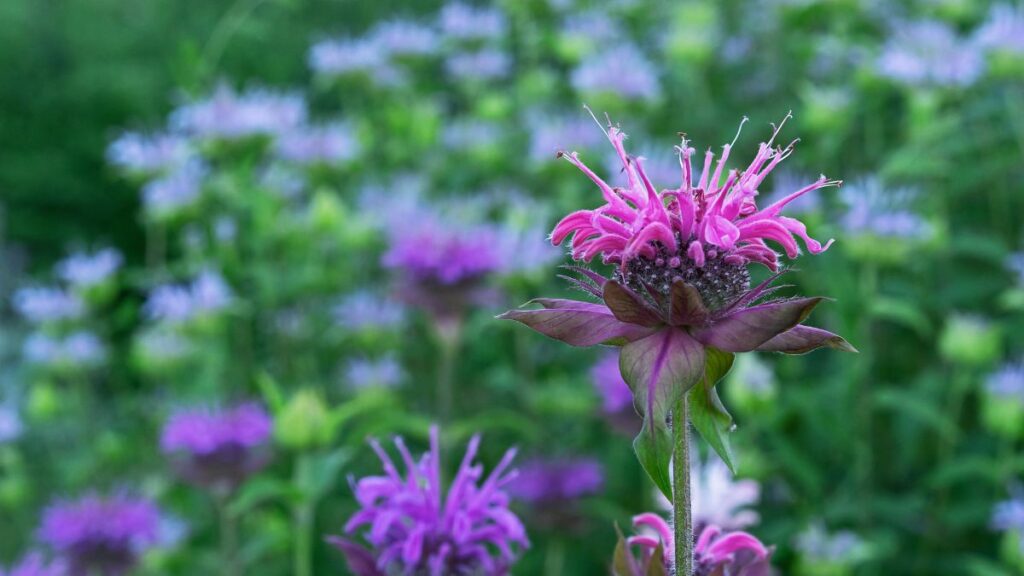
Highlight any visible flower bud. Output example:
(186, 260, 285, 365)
(275, 390, 332, 450)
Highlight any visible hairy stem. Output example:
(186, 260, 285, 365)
(673, 396, 693, 575)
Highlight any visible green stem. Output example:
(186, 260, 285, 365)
(435, 319, 462, 425)
(216, 493, 241, 576)
(293, 454, 315, 576)
(543, 538, 566, 576)
(672, 396, 693, 576)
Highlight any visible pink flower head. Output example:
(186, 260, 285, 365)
(331, 426, 528, 576)
(619, 514, 771, 576)
(552, 112, 837, 274)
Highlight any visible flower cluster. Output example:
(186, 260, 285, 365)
(617, 512, 771, 576)
(332, 426, 528, 576)
(0, 554, 66, 576)
(145, 269, 233, 324)
(161, 402, 273, 491)
(38, 493, 161, 575)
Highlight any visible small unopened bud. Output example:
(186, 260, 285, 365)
(275, 390, 332, 450)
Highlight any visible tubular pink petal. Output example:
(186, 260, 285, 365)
(551, 210, 595, 246)
(631, 513, 674, 558)
(687, 241, 705, 267)
(698, 149, 713, 192)
(695, 525, 722, 553)
(737, 220, 801, 258)
(779, 216, 834, 254)
(704, 216, 741, 250)
(626, 222, 677, 258)
(704, 532, 770, 561)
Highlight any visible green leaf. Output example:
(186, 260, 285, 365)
(688, 347, 737, 473)
(620, 328, 705, 433)
(633, 415, 674, 501)
(297, 448, 352, 502)
(647, 545, 668, 576)
(228, 477, 300, 517)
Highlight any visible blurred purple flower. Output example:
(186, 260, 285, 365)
(161, 403, 272, 491)
(560, 11, 622, 47)
(0, 402, 23, 444)
(446, 48, 511, 81)
(526, 112, 606, 162)
(333, 291, 406, 331)
(332, 426, 527, 576)
(840, 178, 931, 240)
(604, 146, 679, 191)
(765, 168, 822, 215)
(1008, 252, 1024, 285)
(39, 493, 161, 576)
(382, 218, 504, 286)
(22, 331, 106, 368)
(591, 352, 633, 415)
(135, 328, 192, 363)
(277, 123, 359, 165)
(439, 3, 507, 40)
(975, 4, 1024, 54)
(0, 554, 66, 576)
(441, 120, 503, 150)
(308, 38, 405, 86)
(13, 287, 84, 324)
(141, 161, 205, 217)
(171, 84, 307, 140)
(260, 164, 306, 199)
(794, 522, 865, 564)
(344, 355, 404, 390)
(107, 132, 189, 173)
(370, 20, 439, 57)
(57, 248, 123, 288)
(571, 45, 661, 101)
(145, 269, 233, 324)
(507, 457, 603, 503)
(692, 457, 761, 530)
(496, 226, 564, 274)
(877, 21, 985, 87)
(987, 360, 1024, 401)
(993, 487, 1024, 553)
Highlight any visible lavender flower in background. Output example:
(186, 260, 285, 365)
(766, 169, 822, 215)
(1008, 252, 1024, 286)
(39, 493, 161, 576)
(559, 11, 622, 50)
(22, 332, 106, 368)
(590, 353, 639, 437)
(369, 20, 439, 57)
(57, 248, 123, 289)
(107, 132, 190, 174)
(840, 177, 931, 240)
(441, 119, 503, 150)
(344, 355, 404, 390)
(161, 403, 272, 491)
(438, 3, 507, 41)
(445, 49, 512, 81)
(308, 38, 405, 86)
(145, 269, 233, 324)
(141, 161, 205, 218)
(975, 4, 1024, 55)
(170, 84, 307, 140)
(331, 426, 527, 576)
(0, 401, 23, 444)
(333, 291, 406, 332)
(993, 487, 1024, 553)
(794, 522, 867, 566)
(571, 45, 661, 101)
(986, 360, 1024, 402)
(877, 20, 985, 88)
(277, 123, 359, 165)
(604, 146, 679, 191)
(691, 456, 761, 530)
(259, 164, 306, 199)
(0, 554, 67, 576)
(382, 216, 504, 286)
(508, 457, 604, 503)
(134, 329, 193, 365)
(507, 457, 603, 532)
(12, 287, 83, 324)
(496, 225, 564, 275)
(526, 112, 607, 162)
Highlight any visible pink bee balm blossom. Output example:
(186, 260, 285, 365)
(618, 513, 771, 576)
(551, 113, 837, 274)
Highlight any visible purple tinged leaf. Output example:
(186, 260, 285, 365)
(327, 537, 386, 576)
(669, 280, 708, 327)
(556, 274, 603, 298)
(603, 281, 664, 327)
(693, 298, 824, 353)
(560, 264, 609, 288)
(689, 348, 738, 476)
(755, 325, 858, 354)
(498, 299, 654, 346)
(619, 328, 706, 430)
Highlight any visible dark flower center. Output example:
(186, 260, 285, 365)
(615, 241, 750, 310)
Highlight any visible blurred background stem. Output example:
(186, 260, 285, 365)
(215, 493, 241, 576)
(293, 453, 315, 576)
